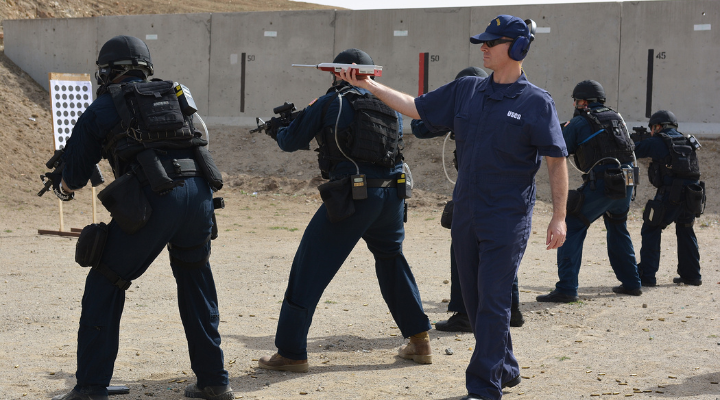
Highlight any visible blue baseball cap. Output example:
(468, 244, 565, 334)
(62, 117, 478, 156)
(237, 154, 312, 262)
(470, 15, 529, 44)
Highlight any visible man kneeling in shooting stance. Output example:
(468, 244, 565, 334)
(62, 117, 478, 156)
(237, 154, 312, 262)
(48, 36, 231, 400)
(256, 48, 432, 372)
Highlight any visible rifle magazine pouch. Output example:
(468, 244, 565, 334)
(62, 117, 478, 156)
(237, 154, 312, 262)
(685, 183, 704, 216)
(642, 199, 665, 227)
(97, 173, 152, 234)
(441, 200, 454, 229)
(195, 146, 224, 191)
(603, 168, 627, 199)
(318, 177, 355, 223)
(136, 149, 176, 194)
(567, 189, 585, 216)
(75, 222, 108, 268)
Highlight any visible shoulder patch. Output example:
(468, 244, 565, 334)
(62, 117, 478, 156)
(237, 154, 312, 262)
(308, 98, 318, 107)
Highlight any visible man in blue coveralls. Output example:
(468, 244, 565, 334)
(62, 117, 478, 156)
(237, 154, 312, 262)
(341, 15, 569, 400)
(634, 110, 703, 286)
(257, 48, 432, 373)
(537, 80, 642, 303)
(411, 66, 524, 331)
(49, 36, 232, 400)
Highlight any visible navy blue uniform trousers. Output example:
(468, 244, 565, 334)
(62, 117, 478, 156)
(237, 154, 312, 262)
(274, 186, 431, 360)
(451, 198, 530, 399)
(556, 178, 640, 296)
(74, 177, 228, 395)
(638, 191, 701, 284)
(448, 243, 520, 314)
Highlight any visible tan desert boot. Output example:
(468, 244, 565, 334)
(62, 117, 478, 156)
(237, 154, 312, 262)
(258, 353, 309, 372)
(398, 331, 432, 364)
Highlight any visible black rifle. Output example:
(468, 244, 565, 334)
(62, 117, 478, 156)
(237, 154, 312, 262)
(250, 102, 302, 135)
(38, 149, 105, 197)
(631, 126, 652, 144)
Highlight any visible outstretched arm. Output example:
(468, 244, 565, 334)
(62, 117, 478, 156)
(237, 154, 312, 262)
(545, 156, 568, 250)
(337, 68, 421, 119)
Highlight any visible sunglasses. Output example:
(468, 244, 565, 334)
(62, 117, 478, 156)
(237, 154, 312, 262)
(484, 38, 514, 48)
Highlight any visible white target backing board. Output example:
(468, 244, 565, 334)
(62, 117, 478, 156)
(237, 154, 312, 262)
(49, 73, 93, 151)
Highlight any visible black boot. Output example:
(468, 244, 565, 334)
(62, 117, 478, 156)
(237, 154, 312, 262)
(510, 304, 524, 327)
(434, 312, 472, 332)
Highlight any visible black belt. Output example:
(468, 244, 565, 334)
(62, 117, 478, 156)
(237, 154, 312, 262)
(134, 158, 203, 185)
(367, 178, 397, 188)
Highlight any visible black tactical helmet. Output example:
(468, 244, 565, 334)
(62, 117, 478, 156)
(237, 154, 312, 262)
(649, 110, 678, 128)
(455, 66, 488, 80)
(572, 80, 606, 103)
(96, 36, 154, 83)
(333, 48, 374, 65)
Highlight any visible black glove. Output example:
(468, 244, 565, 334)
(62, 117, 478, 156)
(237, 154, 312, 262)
(266, 117, 283, 141)
(46, 172, 74, 201)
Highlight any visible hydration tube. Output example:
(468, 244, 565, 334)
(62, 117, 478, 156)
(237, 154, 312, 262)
(194, 113, 209, 144)
(442, 132, 456, 185)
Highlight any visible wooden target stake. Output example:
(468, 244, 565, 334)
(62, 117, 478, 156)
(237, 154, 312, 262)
(38, 72, 99, 238)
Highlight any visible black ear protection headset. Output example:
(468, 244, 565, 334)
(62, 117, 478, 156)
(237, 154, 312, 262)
(508, 19, 537, 61)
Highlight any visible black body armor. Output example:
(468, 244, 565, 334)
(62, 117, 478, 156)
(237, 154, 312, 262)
(102, 80, 222, 192)
(316, 87, 402, 177)
(648, 132, 701, 188)
(573, 107, 635, 172)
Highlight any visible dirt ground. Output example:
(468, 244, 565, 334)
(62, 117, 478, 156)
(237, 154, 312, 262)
(0, 2, 719, 397)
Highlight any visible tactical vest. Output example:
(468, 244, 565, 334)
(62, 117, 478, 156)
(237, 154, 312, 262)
(315, 87, 402, 177)
(648, 131, 700, 188)
(102, 80, 223, 192)
(573, 107, 635, 172)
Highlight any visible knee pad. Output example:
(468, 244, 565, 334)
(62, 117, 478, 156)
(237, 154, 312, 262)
(603, 210, 628, 225)
(168, 235, 212, 268)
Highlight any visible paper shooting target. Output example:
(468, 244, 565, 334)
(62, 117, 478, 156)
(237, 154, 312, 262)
(48, 73, 93, 151)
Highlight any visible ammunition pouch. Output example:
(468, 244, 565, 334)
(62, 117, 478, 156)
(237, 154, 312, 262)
(648, 161, 663, 188)
(566, 189, 585, 216)
(567, 189, 591, 227)
(75, 222, 109, 268)
(642, 199, 666, 227)
(603, 168, 628, 200)
(685, 182, 705, 217)
(97, 172, 152, 235)
(441, 200, 454, 229)
(76, 222, 132, 290)
(318, 177, 355, 223)
(668, 180, 684, 204)
(195, 145, 224, 191)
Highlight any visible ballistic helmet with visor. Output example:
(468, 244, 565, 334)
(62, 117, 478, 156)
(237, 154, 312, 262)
(455, 66, 488, 80)
(572, 80, 606, 103)
(649, 110, 678, 128)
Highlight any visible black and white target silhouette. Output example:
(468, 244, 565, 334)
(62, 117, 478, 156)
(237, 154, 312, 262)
(49, 73, 93, 151)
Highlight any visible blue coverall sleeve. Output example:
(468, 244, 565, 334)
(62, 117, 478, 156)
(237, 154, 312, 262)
(61, 95, 119, 190)
(414, 80, 461, 134)
(531, 97, 568, 158)
(410, 119, 449, 139)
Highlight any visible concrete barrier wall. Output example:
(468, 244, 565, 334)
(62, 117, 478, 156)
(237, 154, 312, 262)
(4, 0, 720, 135)
(208, 10, 336, 125)
(4, 17, 97, 92)
(619, 0, 720, 133)
(96, 13, 213, 114)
